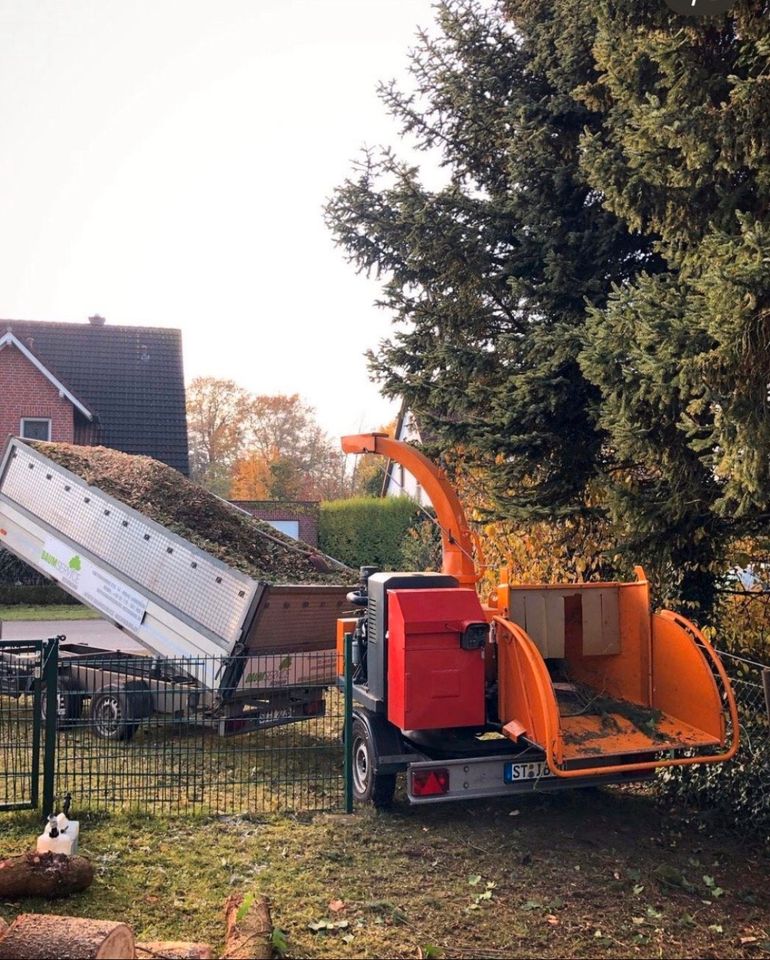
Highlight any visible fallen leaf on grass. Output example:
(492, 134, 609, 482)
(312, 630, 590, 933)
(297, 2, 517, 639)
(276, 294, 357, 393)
(546, 915, 559, 925)
(740, 936, 758, 945)
(329, 899, 345, 913)
(309, 919, 350, 933)
(653, 865, 696, 893)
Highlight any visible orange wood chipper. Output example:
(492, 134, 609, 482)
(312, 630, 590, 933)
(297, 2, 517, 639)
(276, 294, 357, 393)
(338, 433, 739, 806)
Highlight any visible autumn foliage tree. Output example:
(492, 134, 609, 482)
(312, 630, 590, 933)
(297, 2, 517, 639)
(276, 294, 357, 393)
(187, 382, 345, 500)
(186, 377, 249, 496)
(231, 394, 346, 501)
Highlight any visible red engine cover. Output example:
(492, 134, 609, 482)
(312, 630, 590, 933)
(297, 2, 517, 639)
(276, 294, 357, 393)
(387, 588, 486, 731)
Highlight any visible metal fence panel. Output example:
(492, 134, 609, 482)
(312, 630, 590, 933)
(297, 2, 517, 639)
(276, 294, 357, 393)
(0, 638, 58, 812)
(46, 649, 347, 815)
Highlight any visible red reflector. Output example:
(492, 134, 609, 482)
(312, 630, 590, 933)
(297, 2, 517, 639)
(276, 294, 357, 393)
(411, 768, 450, 797)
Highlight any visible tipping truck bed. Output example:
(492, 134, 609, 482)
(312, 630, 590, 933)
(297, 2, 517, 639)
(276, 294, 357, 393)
(0, 438, 349, 698)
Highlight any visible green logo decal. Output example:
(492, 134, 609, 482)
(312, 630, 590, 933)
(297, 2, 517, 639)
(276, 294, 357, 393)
(68, 555, 82, 571)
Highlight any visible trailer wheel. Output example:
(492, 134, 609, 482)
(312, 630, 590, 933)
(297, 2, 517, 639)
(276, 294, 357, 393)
(40, 678, 83, 728)
(90, 686, 141, 741)
(351, 715, 396, 808)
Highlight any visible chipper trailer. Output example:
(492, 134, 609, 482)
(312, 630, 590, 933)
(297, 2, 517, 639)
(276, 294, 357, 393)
(337, 433, 740, 806)
(0, 437, 350, 739)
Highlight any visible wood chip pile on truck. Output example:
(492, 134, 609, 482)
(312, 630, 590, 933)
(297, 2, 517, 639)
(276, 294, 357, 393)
(0, 438, 355, 738)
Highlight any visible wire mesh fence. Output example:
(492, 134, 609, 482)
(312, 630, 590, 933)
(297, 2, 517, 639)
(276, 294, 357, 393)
(3, 636, 767, 819)
(0, 641, 42, 810)
(716, 649, 768, 725)
(1, 641, 350, 816)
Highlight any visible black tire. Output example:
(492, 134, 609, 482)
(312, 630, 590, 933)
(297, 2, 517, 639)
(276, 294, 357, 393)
(351, 715, 396, 808)
(40, 678, 83, 728)
(90, 686, 139, 741)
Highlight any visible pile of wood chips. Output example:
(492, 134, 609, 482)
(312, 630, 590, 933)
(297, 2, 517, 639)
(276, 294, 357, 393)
(30, 442, 354, 586)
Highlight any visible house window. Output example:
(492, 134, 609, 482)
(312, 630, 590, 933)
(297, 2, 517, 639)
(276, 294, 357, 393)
(20, 418, 51, 441)
(268, 520, 300, 540)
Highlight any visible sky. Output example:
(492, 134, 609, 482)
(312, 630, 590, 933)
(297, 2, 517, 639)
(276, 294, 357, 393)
(0, 0, 440, 439)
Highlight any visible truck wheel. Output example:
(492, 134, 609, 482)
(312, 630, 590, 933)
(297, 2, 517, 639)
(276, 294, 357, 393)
(351, 715, 396, 808)
(40, 679, 83, 728)
(90, 687, 139, 741)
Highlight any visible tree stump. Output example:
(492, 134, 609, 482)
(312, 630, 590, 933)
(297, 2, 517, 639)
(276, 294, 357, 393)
(135, 943, 214, 959)
(0, 853, 93, 899)
(222, 893, 272, 960)
(0, 914, 134, 959)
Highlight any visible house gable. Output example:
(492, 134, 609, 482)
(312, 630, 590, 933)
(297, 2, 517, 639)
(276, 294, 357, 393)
(0, 320, 189, 474)
(0, 336, 80, 445)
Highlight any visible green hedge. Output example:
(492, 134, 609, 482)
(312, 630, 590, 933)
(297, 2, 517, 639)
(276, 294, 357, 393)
(0, 548, 48, 586)
(320, 497, 429, 571)
(0, 584, 79, 605)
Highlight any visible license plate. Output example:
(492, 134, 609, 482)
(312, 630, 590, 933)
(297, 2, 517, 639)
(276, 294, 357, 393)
(504, 760, 552, 783)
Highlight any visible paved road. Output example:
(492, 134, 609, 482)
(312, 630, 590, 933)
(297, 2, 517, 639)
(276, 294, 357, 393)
(0, 618, 144, 653)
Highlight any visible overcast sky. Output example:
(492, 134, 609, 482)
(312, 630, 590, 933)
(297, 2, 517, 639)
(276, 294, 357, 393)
(0, 0, 439, 438)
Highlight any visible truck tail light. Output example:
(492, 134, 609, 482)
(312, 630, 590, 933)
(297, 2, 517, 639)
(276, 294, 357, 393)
(411, 768, 450, 797)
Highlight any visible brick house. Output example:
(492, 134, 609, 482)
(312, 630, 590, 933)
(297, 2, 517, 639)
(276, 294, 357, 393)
(231, 500, 319, 546)
(0, 316, 189, 474)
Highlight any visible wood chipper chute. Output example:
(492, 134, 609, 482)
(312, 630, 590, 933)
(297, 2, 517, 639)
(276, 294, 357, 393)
(338, 433, 739, 805)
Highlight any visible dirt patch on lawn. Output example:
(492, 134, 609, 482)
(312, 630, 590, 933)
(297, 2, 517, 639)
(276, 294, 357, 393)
(29, 442, 354, 586)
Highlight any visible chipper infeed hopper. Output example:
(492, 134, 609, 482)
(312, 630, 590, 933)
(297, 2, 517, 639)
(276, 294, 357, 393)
(495, 566, 739, 779)
(0, 438, 349, 696)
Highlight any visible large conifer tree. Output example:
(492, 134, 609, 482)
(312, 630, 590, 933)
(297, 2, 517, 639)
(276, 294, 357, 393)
(327, 0, 770, 614)
(326, 0, 657, 519)
(578, 0, 770, 609)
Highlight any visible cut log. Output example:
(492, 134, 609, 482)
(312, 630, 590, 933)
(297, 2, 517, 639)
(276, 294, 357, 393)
(0, 914, 133, 959)
(0, 852, 94, 899)
(0, 918, 8, 940)
(135, 943, 214, 959)
(222, 893, 272, 960)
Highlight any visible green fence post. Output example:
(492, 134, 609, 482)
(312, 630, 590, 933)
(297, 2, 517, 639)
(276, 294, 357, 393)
(42, 635, 59, 820)
(343, 631, 354, 814)
(29, 641, 42, 810)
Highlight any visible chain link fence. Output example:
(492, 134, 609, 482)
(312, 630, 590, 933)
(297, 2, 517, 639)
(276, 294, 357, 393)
(716, 649, 768, 724)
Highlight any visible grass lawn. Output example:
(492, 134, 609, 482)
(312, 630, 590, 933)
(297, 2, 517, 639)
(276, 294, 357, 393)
(0, 604, 100, 621)
(1, 787, 768, 958)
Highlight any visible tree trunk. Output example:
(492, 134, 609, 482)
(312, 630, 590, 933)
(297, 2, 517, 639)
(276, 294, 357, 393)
(0, 853, 93, 899)
(0, 914, 133, 959)
(135, 943, 214, 959)
(222, 893, 272, 960)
